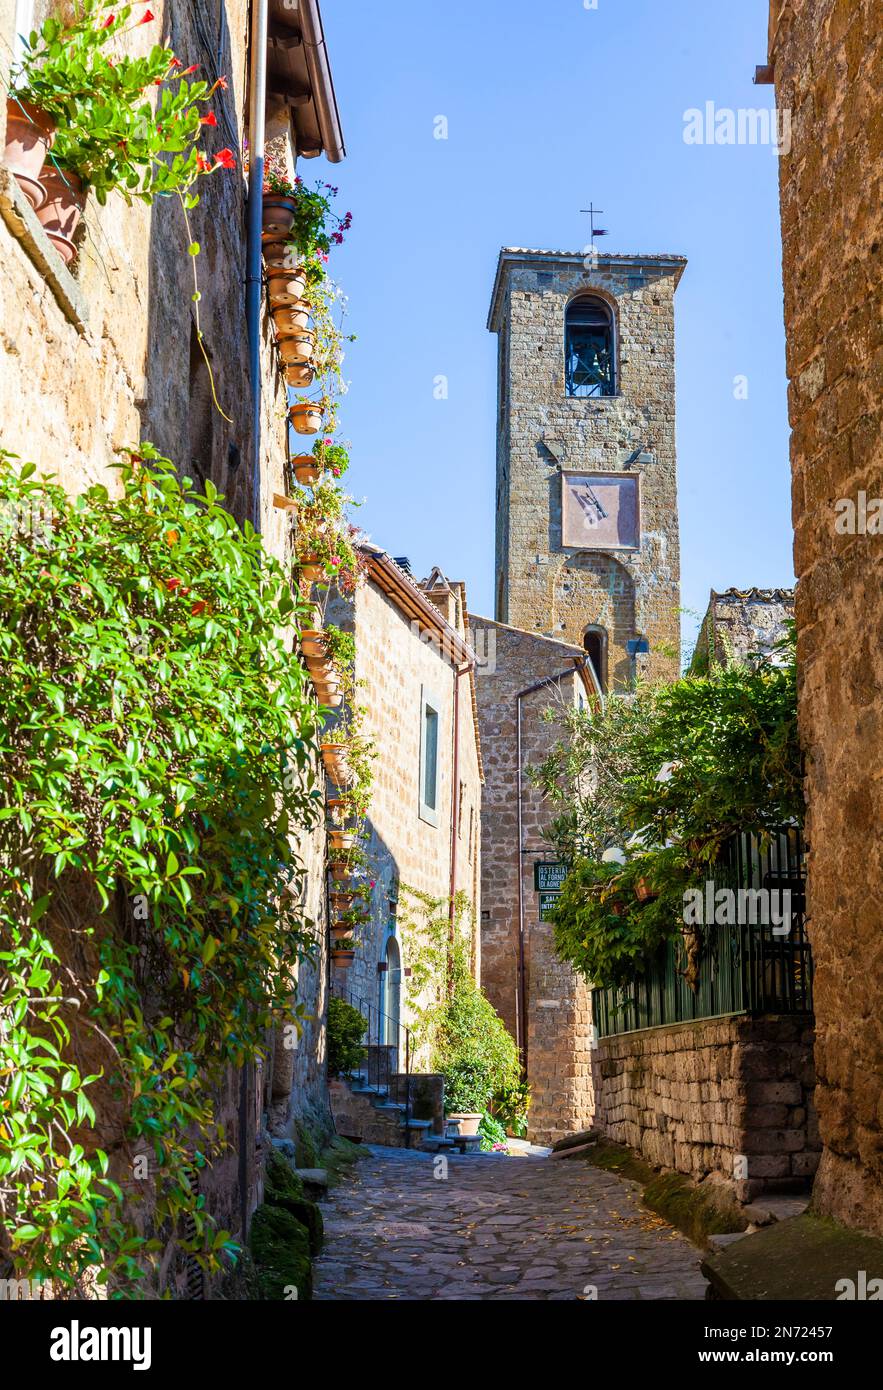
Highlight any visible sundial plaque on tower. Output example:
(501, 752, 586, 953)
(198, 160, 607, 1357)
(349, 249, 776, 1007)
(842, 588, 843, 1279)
(561, 471, 640, 551)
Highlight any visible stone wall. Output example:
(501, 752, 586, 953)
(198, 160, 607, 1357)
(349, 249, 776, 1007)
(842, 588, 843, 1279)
(471, 615, 598, 1145)
(327, 562, 483, 1064)
(597, 1015, 820, 1200)
(767, 0, 883, 1234)
(488, 249, 684, 687)
(0, 0, 331, 1277)
(691, 588, 795, 672)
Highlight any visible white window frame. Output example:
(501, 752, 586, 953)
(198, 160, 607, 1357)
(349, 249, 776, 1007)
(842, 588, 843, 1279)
(418, 686, 441, 827)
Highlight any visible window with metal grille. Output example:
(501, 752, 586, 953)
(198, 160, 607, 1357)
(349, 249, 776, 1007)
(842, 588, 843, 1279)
(565, 296, 615, 397)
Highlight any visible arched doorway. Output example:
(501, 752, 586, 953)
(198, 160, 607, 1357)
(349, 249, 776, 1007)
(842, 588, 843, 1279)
(583, 625, 608, 691)
(379, 935, 402, 1047)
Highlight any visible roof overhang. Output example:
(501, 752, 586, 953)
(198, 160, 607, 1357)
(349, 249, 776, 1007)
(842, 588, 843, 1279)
(361, 546, 477, 668)
(267, 0, 345, 163)
(487, 248, 688, 332)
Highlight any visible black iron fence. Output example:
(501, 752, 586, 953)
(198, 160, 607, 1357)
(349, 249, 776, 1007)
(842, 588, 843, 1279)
(592, 827, 813, 1038)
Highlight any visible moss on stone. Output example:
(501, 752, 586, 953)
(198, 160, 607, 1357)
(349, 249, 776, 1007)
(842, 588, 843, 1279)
(703, 1213, 883, 1301)
(321, 1134, 365, 1185)
(577, 1139, 747, 1247)
(249, 1203, 312, 1301)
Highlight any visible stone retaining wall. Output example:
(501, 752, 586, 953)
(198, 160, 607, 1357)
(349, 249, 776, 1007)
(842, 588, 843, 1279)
(596, 1015, 819, 1200)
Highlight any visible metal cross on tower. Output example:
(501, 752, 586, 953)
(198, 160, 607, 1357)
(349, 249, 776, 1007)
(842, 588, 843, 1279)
(580, 203, 609, 244)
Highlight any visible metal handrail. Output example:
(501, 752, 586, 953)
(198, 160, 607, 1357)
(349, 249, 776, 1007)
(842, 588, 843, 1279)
(334, 988, 413, 1147)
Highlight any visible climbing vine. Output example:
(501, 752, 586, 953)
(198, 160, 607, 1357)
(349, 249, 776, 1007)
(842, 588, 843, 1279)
(0, 446, 323, 1292)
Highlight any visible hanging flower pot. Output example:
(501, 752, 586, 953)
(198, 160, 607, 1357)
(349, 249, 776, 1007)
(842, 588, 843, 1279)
(328, 828, 356, 852)
(330, 924, 355, 944)
(267, 266, 308, 307)
(305, 653, 335, 681)
(329, 890, 357, 912)
(329, 861, 351, 883)
(261, 194, 296, 235)
(316, 686, 344, 709)
(4, 99, 56, 209)
(36, 166, 86, 266)
(273, 301, 311, 336)
(291, 454, 321, 486)
(283, 362, 315, 389)
(289, 402, 324, 435)
(331, 948, 355, 968)
(299, 628, 327, 657)
(297, 555, 327, 582)
(320, 742, 352, 784)
(277, 331, 315, 366)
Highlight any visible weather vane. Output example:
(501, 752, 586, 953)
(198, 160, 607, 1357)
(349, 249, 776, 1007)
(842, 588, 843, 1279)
(580, 203, 609, 244)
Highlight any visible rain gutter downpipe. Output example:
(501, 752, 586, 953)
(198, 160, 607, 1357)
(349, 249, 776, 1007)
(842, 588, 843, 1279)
(246, 0, 269, 534)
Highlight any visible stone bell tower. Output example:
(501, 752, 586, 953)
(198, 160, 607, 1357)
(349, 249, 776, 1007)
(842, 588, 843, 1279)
(488, 247, 686, 688)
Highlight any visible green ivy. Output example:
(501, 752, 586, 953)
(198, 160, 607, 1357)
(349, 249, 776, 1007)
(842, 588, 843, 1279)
(0, 445, 323, 1292)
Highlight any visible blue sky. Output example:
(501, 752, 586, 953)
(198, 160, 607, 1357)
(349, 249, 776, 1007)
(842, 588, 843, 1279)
(320, 0, 794, 659)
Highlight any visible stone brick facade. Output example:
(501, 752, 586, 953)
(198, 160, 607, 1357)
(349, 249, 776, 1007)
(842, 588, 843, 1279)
(327, 553, 483, 1067)
(0, 0, 338, 1284)
(690, 587, 795, 672)
(767, 0, 883, 1234)
(596, 1016, 820, 1199)
(470, 615, 599, 1145)
(488, 248, 685, 688)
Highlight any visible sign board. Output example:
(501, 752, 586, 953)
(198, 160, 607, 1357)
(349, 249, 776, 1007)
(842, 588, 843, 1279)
(534, 861, 568, 893)
(539, 892, 560, 922)
(561, 471, 640, 551)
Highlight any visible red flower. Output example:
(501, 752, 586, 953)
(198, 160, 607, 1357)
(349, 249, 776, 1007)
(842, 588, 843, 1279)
(169, 57, 181, 68)
(180, 64, 199, 76)
(200, 112, 217, 127)
(166, 578, 182, 591)
(139, 8, 155, 23)
(196, 154, 209, 172)
(213, 148, 236, 169)
(217, 76, 228, 89)
(191, 600, 207, 616)
(101, 14, 114, 28)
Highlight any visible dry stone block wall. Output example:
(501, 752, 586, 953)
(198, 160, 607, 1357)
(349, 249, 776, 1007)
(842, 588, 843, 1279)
(597, 1015, 819, 1199)
(769, 0, 883, 1233)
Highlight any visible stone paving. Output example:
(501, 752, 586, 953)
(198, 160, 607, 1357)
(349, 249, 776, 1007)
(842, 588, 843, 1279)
(314, 1145, 708, 1300)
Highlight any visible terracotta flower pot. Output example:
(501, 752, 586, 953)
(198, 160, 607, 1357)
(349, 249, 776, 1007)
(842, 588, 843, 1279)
(36, 166, 86, 265)
(329, 891, 357, 912)
(283, 362, 315, 389)
(320, 743, 352, 783)
(273, 301, 311, 336)
(261, 194, 296, 235)
(330, 925, 354, 944)
(299, 629, 327, 657)
(328, 828, 356, 852)
(298, 555, 327, 582)
(446, 1112, 482, 1138)
(331, 950, 355, 968)
(329, 861, 351, 883)
(306, 652, 335, 679)
(277, 332, 315, 366)
(4, 99, 55, 209)
(267, 267, 308, 306)
(291, 454, 321, 486)
(289, 402, 324, 436)
(316, 687, 344, 709)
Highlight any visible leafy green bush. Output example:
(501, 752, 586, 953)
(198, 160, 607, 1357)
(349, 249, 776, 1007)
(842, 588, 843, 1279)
(326, 997, 366, 1078)
(478, 1112, 509, 1152)
(533, 640, 802, 990)
(0, 445, 322, 1290)
(491, 1080, 532, 1138)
